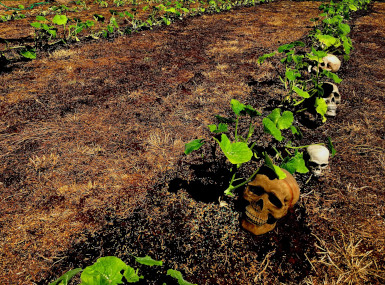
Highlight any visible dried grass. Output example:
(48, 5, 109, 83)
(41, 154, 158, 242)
(309, 231, 384, 284)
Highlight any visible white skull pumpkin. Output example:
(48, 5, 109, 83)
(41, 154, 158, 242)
(241, 169, 300, 235)
(320, 54, 341, 73)
(306, 145, 330, 177)
(322, 82, 341, 117)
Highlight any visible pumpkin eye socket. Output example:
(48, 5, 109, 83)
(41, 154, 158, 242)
(268, 193, 283, 208)
(248, 185, 265, 196)
(308, 161, 319, 168)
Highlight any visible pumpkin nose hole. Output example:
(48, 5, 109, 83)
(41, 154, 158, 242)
(252, 199, 264, 211)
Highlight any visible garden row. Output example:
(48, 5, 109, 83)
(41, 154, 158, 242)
(0, 0, 269, 63)
(185, 0, 371, 195)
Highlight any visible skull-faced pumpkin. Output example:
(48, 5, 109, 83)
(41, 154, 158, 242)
(241, 169, 300, 235)
(319, 54, 341, 73)
(322, 82, 341, 117)
(306, 144, 330, 177)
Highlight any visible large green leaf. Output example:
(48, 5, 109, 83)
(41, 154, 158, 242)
(263, 117, 283, 142)
(315, 34, 341, 48)
(52, 14, 68, 26)
(217, 134, 252, 164)
(36, 15, 47, 21)
(31, 22, 42, 29)
(348, 3, 358, 11)
(80, 256, 132, 285)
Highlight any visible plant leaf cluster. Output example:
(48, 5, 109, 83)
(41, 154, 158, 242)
(256, 0, 368, 123)
(185, 0, 369, 196)
(185, 99, 308, 196)
(49, 255, 196, 285)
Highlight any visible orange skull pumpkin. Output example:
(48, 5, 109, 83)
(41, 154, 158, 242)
(241, 168, 300, 235)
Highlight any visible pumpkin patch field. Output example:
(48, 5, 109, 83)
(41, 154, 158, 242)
(0, 0, 384, 284)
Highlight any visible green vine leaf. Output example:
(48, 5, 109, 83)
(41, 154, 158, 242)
(166, 269, 197, 285)
(267, 108, 281, 124)
(293, 86, 310, 98)
(217, 134, 252, 164)
(257, 51, 276, 65)
(281, 152, 309, 174)
(52, 14, 68, 26)
(123, 266, 143, 283)
(36, 15, 47, 21)
(80, 256, 134, 285)
(49, 268, 82, 285)
(264, 108, 293, 140)
(263, 117, 283, 142)
(264, 153, 287, 179)
(285, 69, 301, 81)
(315, 34, 341, 48)
(20, 48, 36, 59)
(322, 69, 343, 84)
(31, 22, 42, 29)
(135, 255, 163, 267)
(208, 123, 228, 133)
(338, 22, 351, 36)
(307, 48, 327, 62)
(277, 111, 294, 130)
(327, 137, 337, 158)
(341, 35, 353, 56)
(230, 99, 260, 117)
(315, 97, 328, 123)
(263, 118, 283, 141)
(184, 139, 204, 155)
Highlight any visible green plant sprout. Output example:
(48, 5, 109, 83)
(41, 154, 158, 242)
(262, 108, 296, 142)
(186, 99, 261, 196)
(49, 255, 196, 285)
(31, 15, 58, 44)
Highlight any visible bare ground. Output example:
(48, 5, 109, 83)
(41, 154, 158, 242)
(0, 1, 384, 284)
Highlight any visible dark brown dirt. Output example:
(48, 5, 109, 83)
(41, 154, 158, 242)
(0, 1, 384, 284)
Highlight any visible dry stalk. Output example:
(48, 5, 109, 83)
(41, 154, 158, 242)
(254, 250, 275, 283)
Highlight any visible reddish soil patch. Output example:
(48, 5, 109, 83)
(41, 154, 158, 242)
(0, 1, 384, 284)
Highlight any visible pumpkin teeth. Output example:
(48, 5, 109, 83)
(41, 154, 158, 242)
(245, 209, 267, 226)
